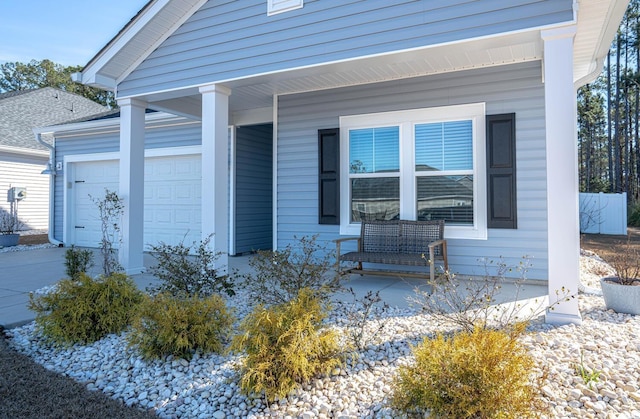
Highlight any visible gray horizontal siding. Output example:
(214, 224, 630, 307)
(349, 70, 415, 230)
(118, 0, 572, 97)
(276, 61, 550, 280)
(52, 123, 201, 242)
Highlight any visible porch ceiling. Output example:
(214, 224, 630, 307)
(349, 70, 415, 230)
(144, 30, 544, 118)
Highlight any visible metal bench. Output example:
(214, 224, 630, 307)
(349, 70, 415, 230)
(335, 219, 448, 282)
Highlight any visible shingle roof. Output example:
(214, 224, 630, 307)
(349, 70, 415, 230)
(59, 108, 157, 126)
(0, 87, 108, 151)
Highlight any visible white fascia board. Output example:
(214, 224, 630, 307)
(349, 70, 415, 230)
(115, 0, 209, 86)
(72, 72, 118, 91)
(575, 0, 629, 88)
(81, 0, 207, 90)
(0, 145, 49, 157)
(593, 0, 629, 59)
(82, 0, 171, 83)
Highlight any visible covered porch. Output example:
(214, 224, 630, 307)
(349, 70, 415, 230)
(111, 29, 580, 325)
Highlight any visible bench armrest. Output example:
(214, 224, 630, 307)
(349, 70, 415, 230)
(333, 237, 360, 244)
(427, 239, 449, 274)
(428, 239, 446, 249)
(334, 236, 360, 264)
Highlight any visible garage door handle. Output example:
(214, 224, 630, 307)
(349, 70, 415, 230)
(75, 226, 85, 229)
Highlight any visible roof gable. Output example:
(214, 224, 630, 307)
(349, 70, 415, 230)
(74, 0, 207, 90)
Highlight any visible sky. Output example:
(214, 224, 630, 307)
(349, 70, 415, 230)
(0, 0, 150, 67)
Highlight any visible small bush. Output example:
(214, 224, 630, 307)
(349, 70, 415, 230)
(129, 293, 234, 360)
(28, 273, 142, 345)
(64, 246, 94, 278)
(343, 289, 389, 351)
(391, 324, 544, 418)
(232, 288, 342, 401)
(147, 235, 235, 298)
(242, 235, 339, 306)
(628, 203, 640, 227)
(411, 257, 574, 333)
(608, 235, 640, 285)
(90, 189, 124, 276)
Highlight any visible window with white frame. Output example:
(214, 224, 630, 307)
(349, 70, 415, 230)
(339, 103, 487, 239)
(268, 0, 303, 15)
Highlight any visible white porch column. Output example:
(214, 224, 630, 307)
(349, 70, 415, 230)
(199, 84, 231, 272)
(542, 26, 582, 325)
(118, 98, 147, 274)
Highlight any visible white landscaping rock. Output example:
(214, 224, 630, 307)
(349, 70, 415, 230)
(6, 254, 640, 418)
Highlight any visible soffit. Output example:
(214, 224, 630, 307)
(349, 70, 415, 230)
(573, 0, 629, 86)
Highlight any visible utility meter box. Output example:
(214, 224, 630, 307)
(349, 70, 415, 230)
(8, 187, 26, 202)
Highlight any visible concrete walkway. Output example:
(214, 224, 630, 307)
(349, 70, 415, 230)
(0, 247, 161, 329)
(0, 246, 549, 329)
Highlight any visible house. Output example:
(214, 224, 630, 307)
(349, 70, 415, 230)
(38, 0, 628, 325)
(0, 88, 107, 231)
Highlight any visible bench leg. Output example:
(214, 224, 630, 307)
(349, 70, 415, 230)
(442, 241, 449, 272)
(429, 248, 435, 282)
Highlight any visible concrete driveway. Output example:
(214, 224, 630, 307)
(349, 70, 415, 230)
(0, 247, 160, 329)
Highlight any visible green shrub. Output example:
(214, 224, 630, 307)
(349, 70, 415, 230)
(391, 324, 544, 418)
(147, 235, 235, 298)
(232, 288, 342, 401)
(242, 235, 339, 306)
(628, 203, 640, 227)
(28, 273, 142, 345)
(129, 293, 234, 360)
(64, 246, 94, 278)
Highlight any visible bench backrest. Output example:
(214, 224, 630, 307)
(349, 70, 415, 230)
(360, 219, 444, 254)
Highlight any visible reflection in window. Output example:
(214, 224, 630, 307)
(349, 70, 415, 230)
(349, 127, 399, 173)
(415, 121, 472, 171)
(351, 178, 400, 222)
(417, 176, 473, 225)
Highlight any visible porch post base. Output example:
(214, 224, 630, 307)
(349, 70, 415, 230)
(545, 310, 582, 326)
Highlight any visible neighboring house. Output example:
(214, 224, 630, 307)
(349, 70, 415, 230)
(39, 0, 628, 324)
(0, 88, 107, 231)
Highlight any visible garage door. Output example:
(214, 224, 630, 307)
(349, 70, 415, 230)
(70, 155, 201, 249)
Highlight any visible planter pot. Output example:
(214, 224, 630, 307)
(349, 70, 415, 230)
(0, 234, 19, 247)
(600, 277, 640, 315)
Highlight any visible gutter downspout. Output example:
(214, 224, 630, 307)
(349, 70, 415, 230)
(34, 132, 63, 246)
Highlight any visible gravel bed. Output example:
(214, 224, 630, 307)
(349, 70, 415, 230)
(6, 252, 640, 418)
(0, 243, 56, 253)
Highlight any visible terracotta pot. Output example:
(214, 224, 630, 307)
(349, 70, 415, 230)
(600, 277, 640, 315)
(0, 234, 19, 247)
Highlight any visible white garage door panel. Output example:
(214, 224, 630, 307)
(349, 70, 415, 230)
(71, 155, 201, 249)
(73, 160, 119, 248)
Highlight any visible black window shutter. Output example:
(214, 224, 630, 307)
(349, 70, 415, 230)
(486, 113, 517, 229)
(318, 128, 340, 225)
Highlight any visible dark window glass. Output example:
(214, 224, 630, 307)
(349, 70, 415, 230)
(417, 175, 473, 225)
(351, 178, 400, 222)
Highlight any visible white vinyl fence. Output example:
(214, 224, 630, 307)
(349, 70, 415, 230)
(579, 192, 627, 235)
